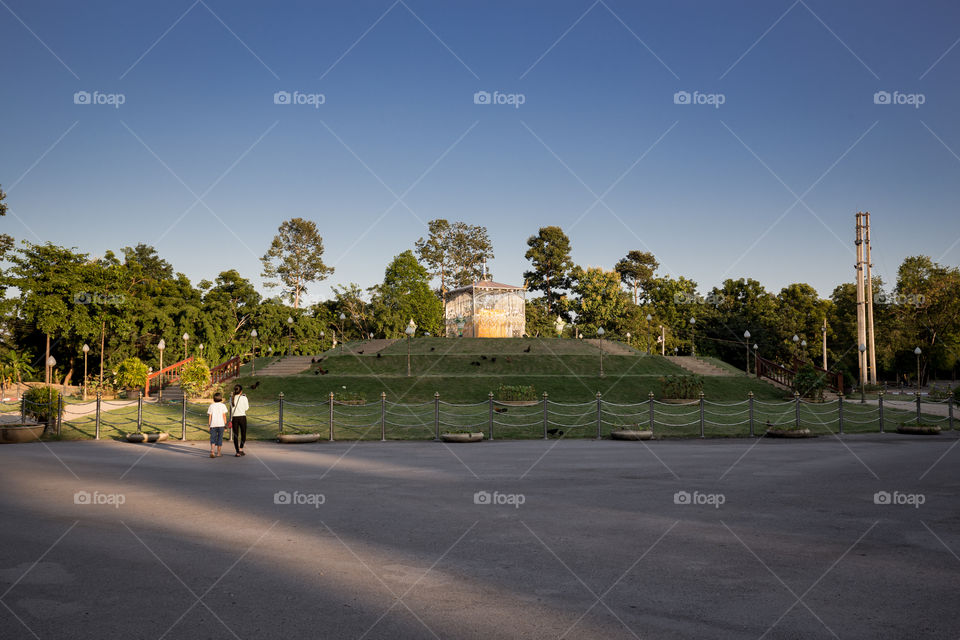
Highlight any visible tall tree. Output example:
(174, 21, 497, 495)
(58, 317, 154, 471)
(448, 221, 494, 288)
(414, 219, 455, 293)
(523, 226, 574, 315)
(370, 251, 443, 338)
(614, 250, 659, 304)
(0, 185, 13, 260)
(570, 266, 629, 333)
(261, 218, 333, 308)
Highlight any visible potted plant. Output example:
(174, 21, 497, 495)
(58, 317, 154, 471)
(9, 385, 61, 441)
(115, 357, 149, 398)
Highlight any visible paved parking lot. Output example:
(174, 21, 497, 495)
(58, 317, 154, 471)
(1, 434, 958, 639)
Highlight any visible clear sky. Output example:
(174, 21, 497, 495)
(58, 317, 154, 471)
(2, 0, 959, 305)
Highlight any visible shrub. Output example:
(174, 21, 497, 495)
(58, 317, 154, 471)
(180, 358, 211, 398)
(795, 365, 827, 401)
(115, 357, 149, 389)
(496, 384, 537, 401)
(659, 375, 703, 399)
(23, 386, 62, 424)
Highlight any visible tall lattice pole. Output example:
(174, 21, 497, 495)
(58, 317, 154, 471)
(864, 212, 878, 384)
(855, 213, 868, 390)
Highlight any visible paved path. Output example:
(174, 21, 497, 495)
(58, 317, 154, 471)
(1, 436, 958, 639)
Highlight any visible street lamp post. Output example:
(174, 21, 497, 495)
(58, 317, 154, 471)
(743, 330, 751, 374)
(914, 347, 922, 395)
(689, 317, 696, 356)
(182, 333, 189, 361)
(339, 313, 346, 354)
(320, 330, 325, 352)
(752, 343, 758, 374)
(645, 314, 652, 354)
(626, 332, 631, 350)
(251, 329, 258, 376)
(858, 343, 867, 403)
(285, 316, 294, 354)
(405, 319, 416, 377)
(157, 339, 165, 402)
(597, 327, 605, 377)
(198, 343, 204, 360)
(46, 356, 56, 386)
(792, 334, 800, 363)
(82, 344, 90, 400)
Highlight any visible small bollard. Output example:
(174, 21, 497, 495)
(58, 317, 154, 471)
(596, 392, 602, 440)
(878, 391, 884, 433)
(328, 392, 334, 442)
(95, 392, 102, 440)
(488, 392, 494, 440)
(380, 392, 386, 442)
(916, 392, 922, 425)
(434, 392, 440, 441)
(748, 391, 754, 437)
(699, 392, 705, 438)
(648, 391, 655, 432)
(278, 392, 285, 436)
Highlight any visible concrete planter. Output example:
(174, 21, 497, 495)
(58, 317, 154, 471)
(0, 424, 45, 444)
(765, 428, 814, 438)
(278, 433, 321, 443)
(441, 432, 484, 443)
(610, 429, 654, 441)
(897, 424, 941, 435)
(125, 432, 169, 443)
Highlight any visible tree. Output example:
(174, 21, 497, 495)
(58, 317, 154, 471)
(261, 218, 333, 308)
(614, 250, 659, 304)
(370, 251, 442, 338)
(570, 266, 629, 333)
(449, 221, 494, 287)
(523, 226, 574, 315)
(414, 219, 455, 293)
(0, 185, 11, 260)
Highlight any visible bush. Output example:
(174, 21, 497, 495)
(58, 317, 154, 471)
(23, 386, 62, 424)
(659, 375, 703, 399)
(180, 358, 211, 398)
(115, 357, 149, 389)
(496, 384, 537, 401)
(795, 365, 827, 401)
(334, 386, 365, 403)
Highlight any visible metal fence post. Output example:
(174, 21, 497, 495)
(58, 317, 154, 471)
(949, 392, 955, 431)
(434, 392, 440, 441)
(380, 392, 386, 441)
(278, 392, 285, 436)
(916, 392, 922, 425)
(878, 391, 884, 434)
(47, 392, 53, 435)
(95, 392, 102, 440)
(699, 392, 705, 438)
(20, 393, 26, 423)
(838, 393, 844, 434)
(543, 392, 549, 440)
(57, 394, 63, 436)
(596, 392, 603, 440)
(137, 391, 143, 433)
(648, 391, 655, 432)
(488, 392, 494, 440)
(181, 395, 187, 440)
(329, 392, 334, 441)
(748, 391, 754, 437)
(794, 391, 800, 429)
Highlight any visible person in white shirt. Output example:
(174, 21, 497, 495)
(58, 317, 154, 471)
(207, 392, 228, 458)
(230, 384, 250, 457)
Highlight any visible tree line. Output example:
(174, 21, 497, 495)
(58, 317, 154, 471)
(0, 187, 957, 390)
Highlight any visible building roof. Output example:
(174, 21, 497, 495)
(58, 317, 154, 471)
(446, 280, 526, 295)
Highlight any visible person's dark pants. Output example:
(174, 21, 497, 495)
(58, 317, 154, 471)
(232, 416, 248, 453)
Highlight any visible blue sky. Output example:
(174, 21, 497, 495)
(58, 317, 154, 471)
(2, 0, 959, 304)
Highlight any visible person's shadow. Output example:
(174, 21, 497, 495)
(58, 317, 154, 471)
(149, 442, 211, 457)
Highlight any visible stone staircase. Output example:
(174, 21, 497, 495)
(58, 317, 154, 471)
(337, 339, 397, 355)
(157, 384, 184, 404)
(259, 356, 316, 377)
(584, 339, 636, 356)
(665, 356, 728, 377)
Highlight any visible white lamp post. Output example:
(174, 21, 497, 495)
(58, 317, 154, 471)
(46, 356, 56, 385)
(689, 317, 696, 356)
(405, 319, 416, 377)
(339, 313, 346, 354)
(287, 316, 294, 355)
(182, 333, 189, 361)
(597, 327, 605, 377)
(743, 330, 751, 374)
(858, 343, 867, 403)
(914, 346, 922, 395)
(82, 344, 90, 400)
(251, 329, 258, 375)
(157, 339, 165, 402)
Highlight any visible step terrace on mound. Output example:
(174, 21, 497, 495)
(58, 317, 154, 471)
(157, 384, 184, 403)
(665, 356, 729, 377)
(583, 338, 637, 356)
(259, 356, 317, 376)
(335, 339, 398, 355)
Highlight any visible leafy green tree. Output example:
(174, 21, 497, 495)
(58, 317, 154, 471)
(0, 185, 12, 260)
(449, 221, 494, 287)
(570, 266, 629, 333)
(523, 226, 574, 315)
(180, 357, 212, 398)
(261, 218, 333, 308)
(331, 283, 372, 340)
(415, 219, 455, 294)
(115, 357, 149, 390)
(614, 250, 659, 304)
(370, 251, 442, 337)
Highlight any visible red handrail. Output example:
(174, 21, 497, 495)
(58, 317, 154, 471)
(211, 356, 241, 385)
(145, 357, 193, 398)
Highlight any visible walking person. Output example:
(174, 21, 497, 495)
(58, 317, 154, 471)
(230, 384, 249, 457)
(208, 392, 228, 458)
